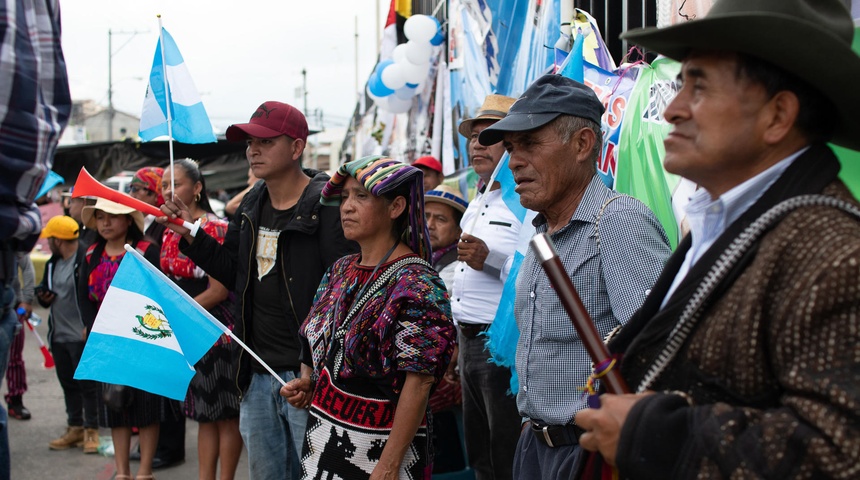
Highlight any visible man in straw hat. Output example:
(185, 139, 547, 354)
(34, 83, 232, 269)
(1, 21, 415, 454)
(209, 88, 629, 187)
(425, 184, 469, 292)
(574, 0, 860, 478)
(448, 93, 523, 480)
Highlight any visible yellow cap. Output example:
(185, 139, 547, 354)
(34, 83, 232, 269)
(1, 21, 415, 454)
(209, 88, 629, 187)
(40, 215, 80, 240)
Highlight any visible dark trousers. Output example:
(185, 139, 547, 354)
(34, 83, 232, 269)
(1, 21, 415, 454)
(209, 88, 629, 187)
(459, 330, 521, 480)
(155, 413, 185, 461)
(51, 340, 98, 428)
(4, 316, 26, 403)
(512, 427, 584, 480)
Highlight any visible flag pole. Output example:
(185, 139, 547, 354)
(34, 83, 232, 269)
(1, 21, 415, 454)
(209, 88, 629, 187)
(122, 244, 288, 388)
(156, 15, 176, 199)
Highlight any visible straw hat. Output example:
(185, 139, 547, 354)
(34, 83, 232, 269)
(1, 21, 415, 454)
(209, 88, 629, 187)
(621, 0, 860, 150)
(81, 198, 145, 233)
(425, 185, 469, 214)
(458, 94, 517, 138)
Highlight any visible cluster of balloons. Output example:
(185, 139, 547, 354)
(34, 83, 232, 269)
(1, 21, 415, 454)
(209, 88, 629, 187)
(368, 14, 444, 114)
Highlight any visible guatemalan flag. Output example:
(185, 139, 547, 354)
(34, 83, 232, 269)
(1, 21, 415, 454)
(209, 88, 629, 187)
(484, 153, 537, 393)
(74, 245, 226, 400)
(139, 28, 216, 144)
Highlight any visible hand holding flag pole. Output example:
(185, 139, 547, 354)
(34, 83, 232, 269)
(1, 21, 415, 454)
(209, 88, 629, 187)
(71, 167, 200, 234)
(116, 245, 289, 389)
(75, 245, 286, 401)
(530, 233, 629, 395)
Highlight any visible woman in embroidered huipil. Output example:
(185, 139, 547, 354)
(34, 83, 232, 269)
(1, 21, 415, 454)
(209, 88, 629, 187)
(77, 197, 169, 480)
(280, 156, 456, 480)
(160, 159, 242, 480)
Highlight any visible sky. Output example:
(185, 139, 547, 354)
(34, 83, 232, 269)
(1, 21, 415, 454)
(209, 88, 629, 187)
(60, 0, 390, 134)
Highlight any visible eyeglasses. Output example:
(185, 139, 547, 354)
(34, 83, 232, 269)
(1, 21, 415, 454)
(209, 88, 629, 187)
(129, 185, 154, 195)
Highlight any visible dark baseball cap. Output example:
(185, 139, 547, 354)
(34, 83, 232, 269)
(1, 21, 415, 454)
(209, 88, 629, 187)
(226, 101, 309, 142)
(478, 74, 604, 146)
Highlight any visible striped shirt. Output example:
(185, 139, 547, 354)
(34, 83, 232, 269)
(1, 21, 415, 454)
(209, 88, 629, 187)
(515, 175, 671, 425)
(0, 0, 71, 242)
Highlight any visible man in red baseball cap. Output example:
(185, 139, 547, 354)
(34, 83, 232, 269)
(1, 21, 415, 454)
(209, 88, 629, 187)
(412, 155, 444, 192)
(159, 101, 357, 480)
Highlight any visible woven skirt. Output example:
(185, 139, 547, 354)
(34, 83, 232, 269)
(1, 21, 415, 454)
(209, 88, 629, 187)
(184, 339, 240, 422)
(97, 384, 180, 428)
(301, 367, 430, 480)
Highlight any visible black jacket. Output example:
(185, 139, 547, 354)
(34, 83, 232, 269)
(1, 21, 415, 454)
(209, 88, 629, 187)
(181, 169, 357, 396)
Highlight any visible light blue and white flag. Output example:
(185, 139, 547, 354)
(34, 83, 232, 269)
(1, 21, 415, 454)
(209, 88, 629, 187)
(484, 153, 537, 393)
(139, 28, 216, 144)
(74, 245, 227, 400)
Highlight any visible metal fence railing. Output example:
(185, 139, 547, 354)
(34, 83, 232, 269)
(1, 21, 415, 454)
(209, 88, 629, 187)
(574, 0, 657, 62)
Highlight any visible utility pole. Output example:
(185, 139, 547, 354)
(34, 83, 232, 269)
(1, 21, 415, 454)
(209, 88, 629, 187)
(301, 68, 308, 115)
(354, 15, 359, 164)
(108, 28, 147, 141)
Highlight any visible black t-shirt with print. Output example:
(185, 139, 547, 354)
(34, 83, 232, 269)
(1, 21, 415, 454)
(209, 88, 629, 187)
(251, 202, 300, 373)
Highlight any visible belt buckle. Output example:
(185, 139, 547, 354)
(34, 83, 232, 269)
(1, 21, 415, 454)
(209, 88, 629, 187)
(541, 425, 554, 448)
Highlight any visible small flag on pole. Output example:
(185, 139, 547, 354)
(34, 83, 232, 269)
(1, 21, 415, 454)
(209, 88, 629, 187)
(74, 245, 226, 400)
(139, 28, 216, 144)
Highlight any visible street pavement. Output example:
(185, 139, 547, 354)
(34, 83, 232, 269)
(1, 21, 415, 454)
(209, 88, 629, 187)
(7, 305, 249, 479)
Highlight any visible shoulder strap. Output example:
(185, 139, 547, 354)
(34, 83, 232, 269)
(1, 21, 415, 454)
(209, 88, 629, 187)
(594, 195, 626, 251)
(134, 240, 152, 256)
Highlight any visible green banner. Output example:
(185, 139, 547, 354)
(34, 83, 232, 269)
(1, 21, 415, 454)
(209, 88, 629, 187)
(615, 57, 682, 248)
(834, 27, 860, 200)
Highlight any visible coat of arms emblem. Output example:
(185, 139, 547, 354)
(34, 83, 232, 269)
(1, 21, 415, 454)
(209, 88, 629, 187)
(133, 305, 173, 340)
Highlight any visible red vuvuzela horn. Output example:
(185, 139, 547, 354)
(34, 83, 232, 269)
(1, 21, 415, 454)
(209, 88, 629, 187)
(72, 167, 195, 230)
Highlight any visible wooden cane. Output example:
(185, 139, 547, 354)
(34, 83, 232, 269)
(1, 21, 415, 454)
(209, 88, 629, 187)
(530, 233, 629, 394)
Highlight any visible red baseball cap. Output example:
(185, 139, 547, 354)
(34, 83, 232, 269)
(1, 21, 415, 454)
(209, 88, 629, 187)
(412, 156, 443, 174)
(226, 101, 309, 142)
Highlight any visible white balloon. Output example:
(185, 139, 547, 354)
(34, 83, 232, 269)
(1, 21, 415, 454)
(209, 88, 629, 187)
(392, 44, 409, 64)
(372, 94, 389, 111)
(401, 61, 429, 85)
(385, 95, 412, 114)
(404, 15, 438, 43)
(380, 63, 407, 90)
(405, 40, 433, 65)
(394, 86, 417, 100)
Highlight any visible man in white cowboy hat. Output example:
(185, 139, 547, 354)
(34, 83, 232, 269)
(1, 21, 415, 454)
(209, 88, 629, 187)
(575, 0, 860, 478)
(449, 93, 522, 480)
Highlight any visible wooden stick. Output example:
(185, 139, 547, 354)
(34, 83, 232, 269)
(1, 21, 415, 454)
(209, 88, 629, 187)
(530, 233, 629, 394)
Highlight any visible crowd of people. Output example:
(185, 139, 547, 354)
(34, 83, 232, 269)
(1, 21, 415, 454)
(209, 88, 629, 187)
(2, 0, 860, 479)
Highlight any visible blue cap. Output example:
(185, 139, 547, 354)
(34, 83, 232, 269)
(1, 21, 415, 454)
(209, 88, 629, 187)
(478, 74, 604, 146)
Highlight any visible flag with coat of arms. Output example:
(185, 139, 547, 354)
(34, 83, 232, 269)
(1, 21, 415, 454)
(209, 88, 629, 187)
(139, 27, 216, 143)
(74, 245, 227, 400)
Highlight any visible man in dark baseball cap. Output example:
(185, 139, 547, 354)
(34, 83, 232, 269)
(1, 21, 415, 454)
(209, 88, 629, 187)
(574, 0, 860, 478)
(477, 75, 604, 146)
(158, 100, 356, 479)
(486, 73, 670, 480)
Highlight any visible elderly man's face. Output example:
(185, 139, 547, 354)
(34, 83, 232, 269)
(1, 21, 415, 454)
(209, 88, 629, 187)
(505, 123, 591, 214)
(469, 120, 507, 182)
(663, 52, 775, 197)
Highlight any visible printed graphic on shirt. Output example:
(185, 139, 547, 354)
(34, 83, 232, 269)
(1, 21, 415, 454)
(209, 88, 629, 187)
(257, 227, 280, 280)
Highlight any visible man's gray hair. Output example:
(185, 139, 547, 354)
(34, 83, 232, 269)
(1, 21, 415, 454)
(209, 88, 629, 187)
(552, 115, 603, 165)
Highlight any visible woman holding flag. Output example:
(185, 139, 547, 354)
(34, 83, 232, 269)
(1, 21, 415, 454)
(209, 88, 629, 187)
(160, 159, 243, 480)
(77, 198, 177, 480)
(280, 156, 456, 479)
